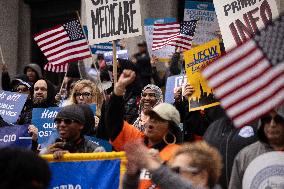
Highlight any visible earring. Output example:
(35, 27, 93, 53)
(163, 131, 177, 145)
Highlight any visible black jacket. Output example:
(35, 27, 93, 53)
(174, 100, 225, 141)
(203, 117, 258, 189)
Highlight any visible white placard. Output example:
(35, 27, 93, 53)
(213, 0, 279, 50)
(85, 0, 142, 44)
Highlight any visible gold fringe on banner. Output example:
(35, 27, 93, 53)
(41, 152, 127, 187)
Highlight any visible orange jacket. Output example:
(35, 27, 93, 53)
(111, 121, 180, 189)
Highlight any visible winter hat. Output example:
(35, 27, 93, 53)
(56, 104, 85, 124)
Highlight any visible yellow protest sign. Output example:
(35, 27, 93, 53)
(184, 39, 220, 111)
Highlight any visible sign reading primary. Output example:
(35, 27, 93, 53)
(85, 0, 142, 44)
(213, 0, 279, 50)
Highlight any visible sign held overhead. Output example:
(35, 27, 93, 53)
(85, 0, 142, 44)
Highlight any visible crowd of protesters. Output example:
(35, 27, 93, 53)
(0, 40, 283, 189)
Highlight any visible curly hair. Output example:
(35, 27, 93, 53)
(69, 79, 103, 116)
(171, 141, 223, 188)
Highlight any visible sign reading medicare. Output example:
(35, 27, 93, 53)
(86, 0, 142, 44)
(0, 90, 28, 123)
(165, 75, 188, 104)
(213, 0, 279, 50)
(0, 125, 31, 149)
(49, 160, 120, 189)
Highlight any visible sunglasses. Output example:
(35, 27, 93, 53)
(261, 114, 284, 124)
(54, 118, 78, 125)
(74, 92, 92, 97)
(171, 166, 200, 175)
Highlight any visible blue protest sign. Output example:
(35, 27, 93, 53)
(104, 50, 129, 65)
(32, 105, 98, 147)
(0, 90, 28, 123)
(184, 1, 220, 45)
(49, 160, 120, 189)
(0, 124, 31, 148)
(165, 75, 188, 104)
(32, 107, 60, 145)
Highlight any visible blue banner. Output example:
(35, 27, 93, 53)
(49, 160, 120, 189)
(104, 50, 129, 65)
(0, 90, 28, 123)
(0, 125, 31, 148)
(165, 75, 188, 104)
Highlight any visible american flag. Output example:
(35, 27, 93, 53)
(152, 20, 197, 51)
(44, 62, 69, 73)
(34, 19, 91, 67)
(202, 14, 284, 128)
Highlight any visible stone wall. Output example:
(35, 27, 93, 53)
(0, 0, 31, 87)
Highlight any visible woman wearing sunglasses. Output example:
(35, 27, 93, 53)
(229, 106, 284, 189)
(123, 140, 222, 189)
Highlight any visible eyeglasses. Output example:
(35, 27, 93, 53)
(54, 118, 77, 125)
(74, 92, 92, 98)
(171, 166, 200, 175)
(261, 114, 284, 124)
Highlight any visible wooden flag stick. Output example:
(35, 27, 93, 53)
(75, 11, 106, 100)
(0, 45, 6, 65)
(112, 40, 118, 84)
(58, 64, 69, 95)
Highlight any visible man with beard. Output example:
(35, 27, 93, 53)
(33, 79, 57, 108)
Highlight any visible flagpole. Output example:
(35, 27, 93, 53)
(75, 11, 106, 100)
(112, 40, 117, 84)
(0, 45, 6, 65)
(58, 64, 69, 95)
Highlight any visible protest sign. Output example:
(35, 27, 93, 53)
(85, 0, 142, 44)
(165, 75, 188, 104)
(104, 50, 129, 65)
(184, 1, 220, 45)
(43, 152, 125, 189)
(213, 0, 279, 50)
(0, 125, 31, 149)
(32, 106, 60, 145)
(0, 90, 28, 123)
(90, 42, 121, 54)
(243, 152, 284, 189)
(184, 39, 220, 111)
(144, 18, 176, 62)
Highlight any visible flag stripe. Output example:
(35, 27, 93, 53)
(44, 40, 89, 56)
(49, 51, 91, 65)
(214, 59, 270, 99)
(208, 50, 264, 88)
(152, 21, 196, 51)
(48, 45, 90, 61)
(203, 41, 256, 79)
(40, 37, 70, 50)
(233, 90, 284, 126)
(36, 32, 68, 46)
(34, 26, 63, 40)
